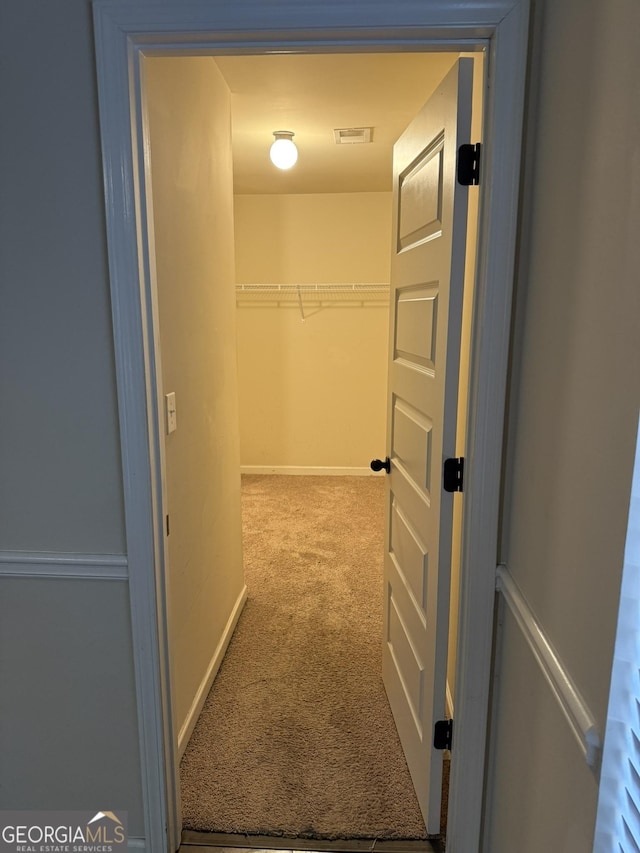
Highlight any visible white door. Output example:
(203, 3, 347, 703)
(382, 58, 474, 834)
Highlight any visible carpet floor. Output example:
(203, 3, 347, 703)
(180, 475, 428, 840)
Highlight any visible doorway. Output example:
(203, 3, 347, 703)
(92, 4, 529, 850)
(142, 49, 482, 844)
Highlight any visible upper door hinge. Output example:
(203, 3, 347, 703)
(434, 718, 453, 751)
(443, 457, 464, 493)
(457, 142, 481, 186)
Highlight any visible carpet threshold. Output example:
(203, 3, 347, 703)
(180, 830, 443, 853)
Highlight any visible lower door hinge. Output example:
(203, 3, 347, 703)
(434, 718, 453, 751)
(457, 142, 481, 186)
(443, 457, 464, 492)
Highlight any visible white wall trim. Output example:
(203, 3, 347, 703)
(93, 7, 177, 848)
(92, 3, 531, 851)
(445, 5, 530, 851)
(177, 585, 248, 757)
(496, 564, 602, 769)
(0, 551, 128, 580)
(240, 465, 376, 477)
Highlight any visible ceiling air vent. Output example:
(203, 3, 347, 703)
(334, 127, 373, 144)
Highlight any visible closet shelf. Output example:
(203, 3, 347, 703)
(235, 283, 390, 302)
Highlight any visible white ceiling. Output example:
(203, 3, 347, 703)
(213, 53, 459, 195)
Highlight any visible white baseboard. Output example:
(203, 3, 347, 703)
(240, 465, 376, 476)
(177, 584, 248, 757)
(446, 680, 454, 719)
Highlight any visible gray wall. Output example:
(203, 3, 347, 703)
(0, 0, 142, 836)
(0, 578, 143, 825)
(0, 0, 125, 553)
(486, 0, 640, 848)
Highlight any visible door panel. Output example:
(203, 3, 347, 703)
(392, 397, 433, 495)
(395, 284, 439, 369)
(382, 59, 473, 834)
(388, 593, 426, 723)
(398, 135, 444, 249)
(390, 499, 429, 615)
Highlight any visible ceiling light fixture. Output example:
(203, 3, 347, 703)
(270, 131, 298, 170)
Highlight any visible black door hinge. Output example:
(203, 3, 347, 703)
(166, 514, 170, 536)
(434, 718, 453, 751)
(443, 457, 464, 492)
(457, 143, 481, 186)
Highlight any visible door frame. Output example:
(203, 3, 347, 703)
(92, 2, 530, 852)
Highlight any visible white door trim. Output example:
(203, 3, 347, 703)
(92, 3, 530, 852)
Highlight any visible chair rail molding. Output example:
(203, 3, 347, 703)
(0, 551, 128, 580)
(496, 564, 602, 770)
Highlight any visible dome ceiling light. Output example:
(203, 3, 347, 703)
(269, 130, 298, 170)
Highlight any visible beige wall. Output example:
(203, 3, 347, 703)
(235, 193, 391, 469)
(146, 57, 245, 738)
(486, 0, 640, 849)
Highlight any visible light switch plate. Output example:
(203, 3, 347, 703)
(165, 392, 177, 434)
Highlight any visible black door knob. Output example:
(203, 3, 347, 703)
(370, 457, 391, 473)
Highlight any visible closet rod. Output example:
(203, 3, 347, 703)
(235, 283, 390, 320)
(235, 283, 389, 293)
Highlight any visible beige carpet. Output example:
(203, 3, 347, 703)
(180, 475, 428, 840)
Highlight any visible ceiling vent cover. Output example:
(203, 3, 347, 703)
(334, 127, 373, 144)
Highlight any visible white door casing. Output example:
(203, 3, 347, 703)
(92, 3, 529, 851)
(383, 59, 473, 834)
